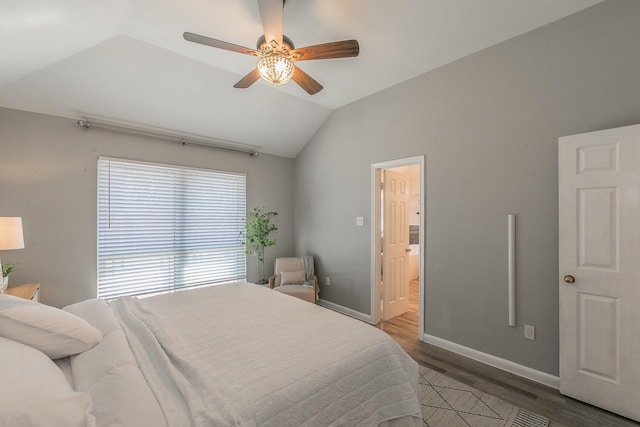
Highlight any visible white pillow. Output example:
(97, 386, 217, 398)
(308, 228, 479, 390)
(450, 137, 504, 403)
(0, 336, 97, 427)
(280, 269, 306, 285)
(0, 294, 103, 359)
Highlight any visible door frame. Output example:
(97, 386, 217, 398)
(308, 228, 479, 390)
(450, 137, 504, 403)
(371, 155, 425, 338)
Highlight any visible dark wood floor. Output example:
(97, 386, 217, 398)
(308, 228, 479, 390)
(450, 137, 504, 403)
(376, 280, 638, 427)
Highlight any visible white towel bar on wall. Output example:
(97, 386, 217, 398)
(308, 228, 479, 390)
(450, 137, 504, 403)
(508, 214, 516, 327)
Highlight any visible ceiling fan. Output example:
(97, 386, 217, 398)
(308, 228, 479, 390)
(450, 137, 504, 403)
(183, 0, 359, 95)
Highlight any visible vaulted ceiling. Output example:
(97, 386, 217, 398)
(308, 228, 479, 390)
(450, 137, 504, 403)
(0, 0, 604, 157)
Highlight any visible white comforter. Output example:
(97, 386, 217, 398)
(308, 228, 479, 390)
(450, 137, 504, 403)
(69, 283, 421, 426)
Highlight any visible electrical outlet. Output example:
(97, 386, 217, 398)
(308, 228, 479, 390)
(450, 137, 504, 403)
(356, 216, 364, 226)
(524, 324, 536, 341)
(325, 276, 331, 286)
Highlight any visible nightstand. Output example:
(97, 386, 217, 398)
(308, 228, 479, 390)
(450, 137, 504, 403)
(4, 283, 40, 302)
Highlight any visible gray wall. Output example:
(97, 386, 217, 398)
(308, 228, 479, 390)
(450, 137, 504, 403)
(0, 108, 295, 308)
(293, 0, 640, 375)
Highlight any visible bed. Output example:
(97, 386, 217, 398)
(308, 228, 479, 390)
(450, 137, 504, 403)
(0, 283, 421, 426)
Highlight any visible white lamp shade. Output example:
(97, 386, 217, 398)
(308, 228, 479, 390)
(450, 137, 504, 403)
(0, 217, 25, 250)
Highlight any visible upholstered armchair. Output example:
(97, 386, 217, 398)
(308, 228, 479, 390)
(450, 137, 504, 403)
(268, 257, 318, 304)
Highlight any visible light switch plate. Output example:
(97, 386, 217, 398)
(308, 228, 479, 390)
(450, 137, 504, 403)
(356, 216, 364, 226)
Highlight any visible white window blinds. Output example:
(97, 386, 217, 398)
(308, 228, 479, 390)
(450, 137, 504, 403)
(97, 157, 246, 299)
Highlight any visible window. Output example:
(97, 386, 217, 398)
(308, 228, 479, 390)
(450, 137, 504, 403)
(97, 157, 246, 299)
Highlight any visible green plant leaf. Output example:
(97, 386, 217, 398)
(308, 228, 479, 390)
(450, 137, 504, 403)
(1, 263, 17, 278)
(243, 206, 278, 257)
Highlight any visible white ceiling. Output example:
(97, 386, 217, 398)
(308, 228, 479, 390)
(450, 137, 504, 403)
(0, 0, 604, 157)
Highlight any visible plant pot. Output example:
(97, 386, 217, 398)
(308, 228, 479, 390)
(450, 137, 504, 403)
(0, 277, 8, 293)
(256, 258, 267, 285)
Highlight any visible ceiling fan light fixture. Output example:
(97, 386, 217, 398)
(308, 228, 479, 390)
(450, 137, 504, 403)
(184, 1, 358, 94)
(257, 53, 294, 86)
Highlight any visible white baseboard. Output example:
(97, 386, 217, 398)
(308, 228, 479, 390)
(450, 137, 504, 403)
(422, 333, 560, 389)
(318, 299, 374, 324)
(316, 302, 559, 389)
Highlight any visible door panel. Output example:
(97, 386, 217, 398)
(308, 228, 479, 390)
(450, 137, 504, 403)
(577, 187, 617, 269)
(559, 124, 640, 422)
(577, 293, 618, 381)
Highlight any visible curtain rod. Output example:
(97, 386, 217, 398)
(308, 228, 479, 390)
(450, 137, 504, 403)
(76, 119, 259, 157)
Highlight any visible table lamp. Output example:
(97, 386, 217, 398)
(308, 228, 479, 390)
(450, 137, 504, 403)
(0, 217, 25, 292)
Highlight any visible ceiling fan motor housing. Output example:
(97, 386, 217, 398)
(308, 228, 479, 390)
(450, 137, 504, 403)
(257, 34, 295, 52)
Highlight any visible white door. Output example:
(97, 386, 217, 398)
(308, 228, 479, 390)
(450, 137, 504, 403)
(382, 169, 410, 321)
(559, 124, 640, 422)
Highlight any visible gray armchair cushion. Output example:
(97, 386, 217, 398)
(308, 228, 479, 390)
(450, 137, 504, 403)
(273, 257, 304, 287)
(270, 257, 318, 303)
(280, 270, 306, 285)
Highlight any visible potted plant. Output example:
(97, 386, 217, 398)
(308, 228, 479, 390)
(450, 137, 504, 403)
(1, 263, 17, 292)
(242, 207, 278, 284)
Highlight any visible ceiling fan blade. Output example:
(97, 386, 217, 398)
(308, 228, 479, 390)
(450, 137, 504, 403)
(291, 40, 360, 61)
(183, 32, 259, 56)
(233, 68, 262, 89)
(291, 66, 323, 95)
(257, 0, 283, 47)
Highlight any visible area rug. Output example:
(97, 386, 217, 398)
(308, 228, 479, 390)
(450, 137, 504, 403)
(418, 364, 550, 427)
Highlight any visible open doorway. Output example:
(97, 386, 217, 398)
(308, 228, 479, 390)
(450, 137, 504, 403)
(371, 156, 425, 340)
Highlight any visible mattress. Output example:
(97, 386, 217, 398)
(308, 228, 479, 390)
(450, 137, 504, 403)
(65, 283, 422, 426)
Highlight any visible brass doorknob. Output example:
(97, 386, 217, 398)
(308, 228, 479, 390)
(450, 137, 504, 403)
(563, 275, 576, 284)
